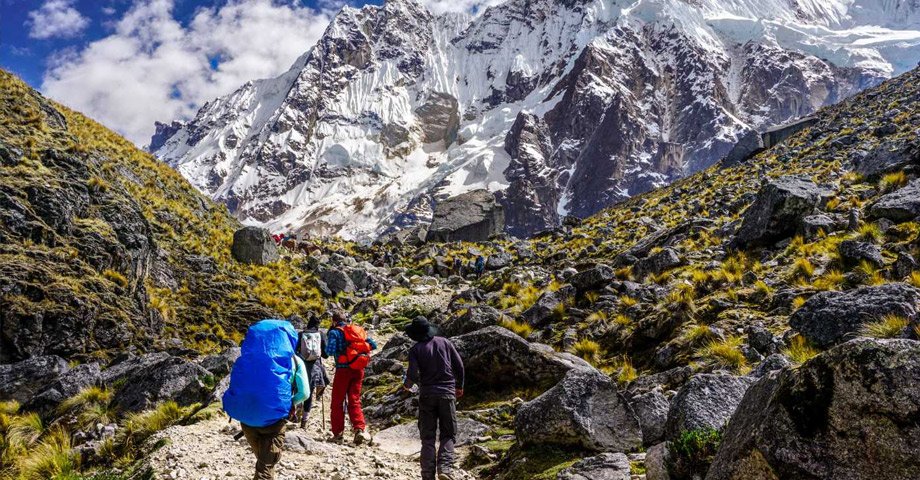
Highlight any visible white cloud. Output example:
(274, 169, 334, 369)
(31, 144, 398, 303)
(28, 0, 90, 39)
(41, 0, 331, 145)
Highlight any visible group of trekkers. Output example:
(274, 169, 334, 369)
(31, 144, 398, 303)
(222, 310, 464, 480)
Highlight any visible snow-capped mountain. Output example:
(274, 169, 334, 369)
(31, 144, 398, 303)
(150, 0, 920, 240)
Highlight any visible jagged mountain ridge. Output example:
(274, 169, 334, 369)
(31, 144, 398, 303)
(151, 0, 920, 239)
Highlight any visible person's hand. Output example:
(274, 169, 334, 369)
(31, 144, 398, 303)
(456, 388, 464, 399)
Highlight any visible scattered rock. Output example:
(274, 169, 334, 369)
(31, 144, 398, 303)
(732, 176, 832, 248)
(318, 267, 356, 296)
(441, 305, 502, 337)
(569, 265, 614, 292)
(24, 362, 102, 415)
(854, 140, 919, 179)
(515, 369, 642, 452)
(635, 248, 682, 279)
(790, 283, 920, 348)
(0, 355, 69, 404)
(230, 227, 278, 265)
(453, 326, 595, 390)
(110, 354, 213, 412)
(751, 353, 792, 377)
(556, 452, 631, 480)
(706, 338, 920, 480)
(630, 390, 670, 445)
(645, 443, 671, 480)
(198, 347, 241, 378)
(665, 374, 754, 439)
(426, 190, 505, 243)
(869, 180, 920, 222)
(838, 240, 884, 268)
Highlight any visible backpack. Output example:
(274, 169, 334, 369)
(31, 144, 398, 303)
(299, 331, 322, 362)
(335, 324, 372, 371)
(222, 319, 299, 427)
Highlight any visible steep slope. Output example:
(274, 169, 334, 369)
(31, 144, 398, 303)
(0, 70, 321, 363)
(152, 0, 920, 240)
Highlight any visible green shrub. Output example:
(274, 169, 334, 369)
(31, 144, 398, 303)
(667, 428, 723, 479)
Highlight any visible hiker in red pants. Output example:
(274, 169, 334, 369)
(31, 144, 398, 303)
(325, 310, 377, 444)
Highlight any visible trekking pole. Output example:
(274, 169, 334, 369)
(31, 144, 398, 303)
(321, 400, 326, 431)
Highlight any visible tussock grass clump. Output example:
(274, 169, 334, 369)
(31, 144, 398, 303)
(611, 356, 637, 385)
(909, 271, 920, 288)
(861, 314, 909, 339)
(697, 336, 748, 373)
(783, 335, 820, 365)
(572, 339, 601, 363)
(855, 261, 885, 286)
(499, 318, 533, 338)
(790, 258, 815, 280)
(879, 171, 908, 193)
(812, 270, 845, 291)
(856, 223, 884, 244)
(619, 295, 638, 308)
(16, 426, 78, 480)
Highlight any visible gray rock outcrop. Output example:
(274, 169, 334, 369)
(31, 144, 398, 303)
(557, 452, 632, 480)
(231, 226, 279, 265)
(515, 369, 642, 452)
(790, 283, 920, 348)
(426, 190, 505, 243)
(732, 176, 832, 248)
(869, 180, 920, 222)
(665, 374, 755, 439)
(706, 338, 920, 480)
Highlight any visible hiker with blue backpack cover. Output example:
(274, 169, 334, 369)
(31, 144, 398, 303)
(223, 319, 309, 480)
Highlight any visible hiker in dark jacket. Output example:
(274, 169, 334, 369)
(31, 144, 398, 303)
(402, 317, 465, 480)
(296, 315, 330, 428)
(474, 255, 485, 278)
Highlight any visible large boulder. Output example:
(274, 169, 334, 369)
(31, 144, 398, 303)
(426, 190, 505, 243)
(838, 239, 884, 269)
(0, 355, 70, 404)
(515, 369, 642, 452)
(869, 180, 920, 222)
(854, 139, 919, 179)
(198, 347, 241, 378)
(24, 362, 102, 415)
(664, 374, 754, 439)
(108, 353, 212, 412)
(631, 390, 670, 446)
(706, 338, 920, 480)
(732, 176, 832, 248)
(635, 248, 682, 279)
(569, 265, 614, 292)
(231, 227, 279, 265)
(721, 129, 764, 168)
(790, 283, 920, 348)
(557, 452, 632, 480)
(318, 267, 356, 296)
(441, 305, 502, 337)
(521, 286, 574, 327)
(452, 326, 594, 390)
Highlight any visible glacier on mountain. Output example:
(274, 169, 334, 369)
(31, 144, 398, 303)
(151, 0, 920, 240)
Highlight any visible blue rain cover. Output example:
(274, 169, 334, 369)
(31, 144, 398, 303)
(223, 319, 299, 427)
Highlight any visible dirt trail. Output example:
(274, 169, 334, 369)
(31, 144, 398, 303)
(147, 393, 423, 480)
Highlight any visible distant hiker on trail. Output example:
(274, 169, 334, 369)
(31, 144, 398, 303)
(402, 317, 465, 480)
(223, 319, 309, 480)
(326, 310, 377, 445)
(295, 315, 330, 429)
(452, 257, 463, 277)
(474, 255, 485, 279)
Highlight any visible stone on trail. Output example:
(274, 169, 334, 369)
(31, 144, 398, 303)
(230, 226, 279, 265)
(706, 338, 920, 480)
(790, 283, 920, 348)
(515, 369, 642, 452)
(556, 452, 632, 480)
(664, 373, 754, 440)
(373, 418, 489, 456)
(426, 190, 505, 243)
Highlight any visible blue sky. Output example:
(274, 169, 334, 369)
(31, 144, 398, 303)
(0, 0, 382, 144)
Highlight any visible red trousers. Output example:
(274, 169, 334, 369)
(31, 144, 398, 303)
(330, 367, 366, 435)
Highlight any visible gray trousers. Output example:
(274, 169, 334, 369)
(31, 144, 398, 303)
(418, 394, 457, 480)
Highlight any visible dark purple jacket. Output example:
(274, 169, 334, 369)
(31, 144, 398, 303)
(404, 336, 465, 397)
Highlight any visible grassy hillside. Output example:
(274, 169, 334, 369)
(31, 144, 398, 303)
(0, 70, 323, 362)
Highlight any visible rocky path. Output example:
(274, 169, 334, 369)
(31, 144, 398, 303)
(147, 406, 422, 480)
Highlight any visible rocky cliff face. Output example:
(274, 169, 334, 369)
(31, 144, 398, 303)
(152, 0, 920, 240)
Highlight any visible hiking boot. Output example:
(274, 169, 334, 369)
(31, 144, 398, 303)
(353, 429, 372, 446)
(330, 434, 345, 444)
(438, 472, 460, 480)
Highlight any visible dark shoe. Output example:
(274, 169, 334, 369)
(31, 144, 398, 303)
(330, 434, 344, 444)
(438, 472, 460, 480)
